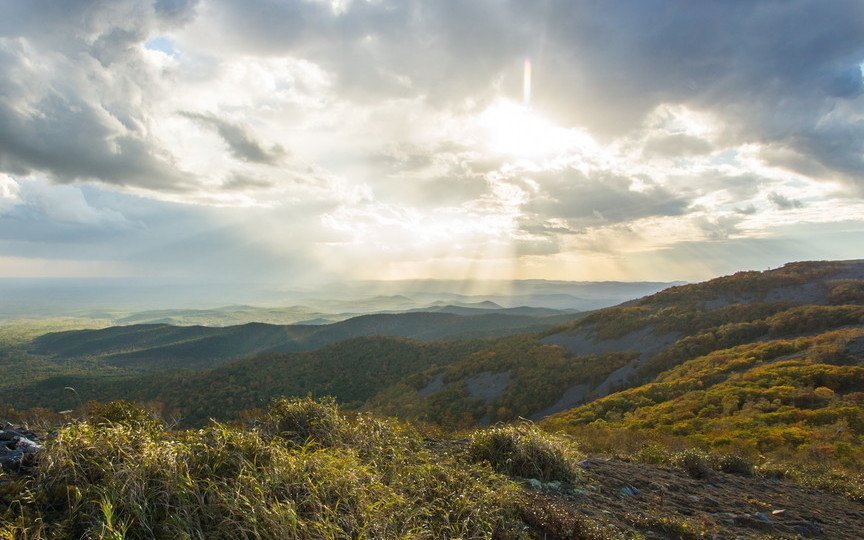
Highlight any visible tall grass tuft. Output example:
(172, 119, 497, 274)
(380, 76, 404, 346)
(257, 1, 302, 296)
(1, 398, 526, 539)
(468, 421, 583, 483)
(263, 396, 348, 446)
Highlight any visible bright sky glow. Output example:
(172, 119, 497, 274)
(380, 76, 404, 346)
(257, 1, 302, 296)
(478, 100, 593, 159)
(0, 1, 863, 285)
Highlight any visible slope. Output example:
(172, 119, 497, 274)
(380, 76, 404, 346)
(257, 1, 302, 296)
(540, 327, 864, 499)
(6, 337, 491, 424)
(10, 260, 864, 433)
(366, 260, 864, 427)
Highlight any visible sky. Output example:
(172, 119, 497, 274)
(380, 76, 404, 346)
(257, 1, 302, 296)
(1, 0, 863, 286)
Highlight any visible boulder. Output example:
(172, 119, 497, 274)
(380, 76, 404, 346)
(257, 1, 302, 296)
(0, 424, 43, 472)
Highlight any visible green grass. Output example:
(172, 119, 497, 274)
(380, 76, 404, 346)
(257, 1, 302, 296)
(468, 422, 583, 483)
(1, 398, 536, 539)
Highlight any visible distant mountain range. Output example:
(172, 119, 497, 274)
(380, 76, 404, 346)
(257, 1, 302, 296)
(4, 260, 862, 439)
(29, 309, 581, 372)
(110, 300, 578, 327)
(0, 278, 680, 320)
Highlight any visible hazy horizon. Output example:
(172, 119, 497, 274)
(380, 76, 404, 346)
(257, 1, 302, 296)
(0, 274, 688, 317)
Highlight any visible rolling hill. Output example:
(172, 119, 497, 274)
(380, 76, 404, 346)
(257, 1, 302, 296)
(10, 337, 490, 424)
(4, 259, 864, 538)
(365, 260, 864, 427)
(10, 259, 863, 437)
(542, 327, 864, 453)
(30, 310, 578, 372)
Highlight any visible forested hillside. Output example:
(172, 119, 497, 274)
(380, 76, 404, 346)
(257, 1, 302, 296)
(6, 260, 862, 437)
(4, 260, 864, 538)
(366, 260, 864, 427)
(7, 337, 490, 424)
(29, 310, 576, 372)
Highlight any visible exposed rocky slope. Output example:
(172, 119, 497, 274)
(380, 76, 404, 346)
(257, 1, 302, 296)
(524, 457, 864, 538)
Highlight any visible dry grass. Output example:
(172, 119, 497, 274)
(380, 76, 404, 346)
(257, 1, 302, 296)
(467, 421, 583, 483)
(1, 398, 527, 539)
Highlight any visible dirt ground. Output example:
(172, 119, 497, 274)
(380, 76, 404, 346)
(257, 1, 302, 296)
(517, 458, 864, 539)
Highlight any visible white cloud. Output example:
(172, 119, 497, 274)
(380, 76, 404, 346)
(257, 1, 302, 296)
(1, 0, 863, 281)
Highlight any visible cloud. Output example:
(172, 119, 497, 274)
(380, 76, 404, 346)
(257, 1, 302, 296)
(768, 192, 804, 210)
(642, 134, 713, 157)
(694, 215, 742, 241)
(221, 173, 273, 191)
(0, 178, 135, 244)
(1, 1, 864, 282)
(0, 1, 200, 191)
(177, 1, 864, 198)
(522, 168, 690, 227)
(180, 111, 287, 164)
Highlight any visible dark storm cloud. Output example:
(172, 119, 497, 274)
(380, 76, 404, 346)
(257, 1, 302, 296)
(180, 112, 287, 165)
(528, 0, 864, 188)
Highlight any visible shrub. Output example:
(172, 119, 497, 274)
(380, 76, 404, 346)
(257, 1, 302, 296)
(634, 444, 670, 465)
(468, 422, 582, 483)
(673, 448, 712, 479)
(713, 453, 754, 476)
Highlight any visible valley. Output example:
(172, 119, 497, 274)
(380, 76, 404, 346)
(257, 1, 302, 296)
(3, 259, 864, 538)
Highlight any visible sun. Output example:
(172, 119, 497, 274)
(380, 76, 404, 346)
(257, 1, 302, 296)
(477, 99, 588, 159)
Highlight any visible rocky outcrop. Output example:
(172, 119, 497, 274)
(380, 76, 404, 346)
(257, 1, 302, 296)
(0, 423, 43, 472)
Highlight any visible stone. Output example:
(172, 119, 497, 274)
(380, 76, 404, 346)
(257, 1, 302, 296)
(754, 512, 771, 523)
(0, 449, 24, 469)
(620, 485, 640, 497)
(0, 425, 43, 472)
(15, 437, 42, 453)
(791, 521, 823, 535)
(0, 430, 20, 441)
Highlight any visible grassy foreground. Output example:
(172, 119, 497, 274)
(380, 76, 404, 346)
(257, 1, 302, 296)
(0, 398, 584, 539)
